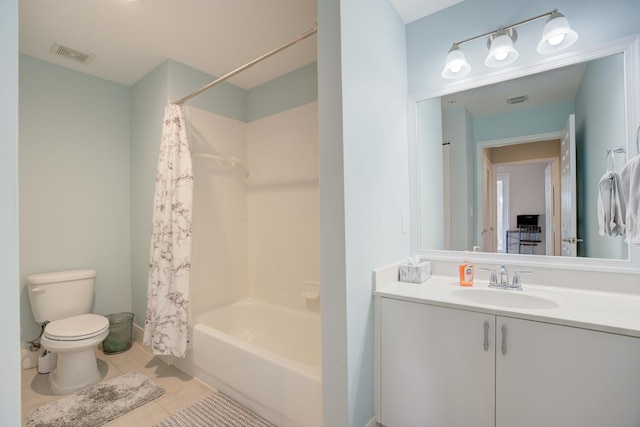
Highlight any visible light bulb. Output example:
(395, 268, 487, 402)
(547, 33, 565, 46)
(494, 51, 508, 61)
(537, 11, 578, 54)
(442, 45, 471, 79)
(485, 29, 518, 67)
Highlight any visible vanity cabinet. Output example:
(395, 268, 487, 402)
(379, 298, 495, 427)
(496, 316, 640, 426)
(377, 297, 640, 427)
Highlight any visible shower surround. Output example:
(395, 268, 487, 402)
(181, 101, 321, 426)
(189, 101, 320, 318)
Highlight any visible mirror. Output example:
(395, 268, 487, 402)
(412, 39, 640, 264)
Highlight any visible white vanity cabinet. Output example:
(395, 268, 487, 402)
(379, 297, 495, 427)
(496, 316, 640, 427)
(377, 296, 640, 427)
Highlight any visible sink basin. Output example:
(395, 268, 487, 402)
(452, 288, 559, 309)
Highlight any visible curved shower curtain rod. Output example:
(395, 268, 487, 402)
(171, 26, 318, 106)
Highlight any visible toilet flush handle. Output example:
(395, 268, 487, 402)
(30, 287, 46, 292)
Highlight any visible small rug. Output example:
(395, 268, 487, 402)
(27, 371, 165, 427)
(154, 392, 276, 427)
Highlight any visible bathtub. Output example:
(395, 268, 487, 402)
(192, 299, 323, 427)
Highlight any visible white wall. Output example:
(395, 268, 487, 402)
(0, 0, 21, 423)
(502, 163, 547, 225)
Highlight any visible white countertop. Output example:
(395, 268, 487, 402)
(374, 276, 640, 338)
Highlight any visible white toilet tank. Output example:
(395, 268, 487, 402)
(26, 269, 97, 323)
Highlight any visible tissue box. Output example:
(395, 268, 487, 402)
(399, 260, 431, 283)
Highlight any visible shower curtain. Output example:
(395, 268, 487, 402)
(143, 103, 193, 358)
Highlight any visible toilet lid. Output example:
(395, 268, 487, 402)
(45, 314, 109, 341)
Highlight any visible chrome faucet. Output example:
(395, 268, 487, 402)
(498, 265, 509, 288)
(481, 265, 532, 290)
(480, 266, 504, 289)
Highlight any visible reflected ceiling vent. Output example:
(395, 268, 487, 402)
(506, 95, 529, 105)
(50, 42, 96, 65)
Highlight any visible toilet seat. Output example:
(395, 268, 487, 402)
(45, 314, 109, 341)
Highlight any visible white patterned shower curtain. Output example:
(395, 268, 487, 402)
(143, 103, 193, 358)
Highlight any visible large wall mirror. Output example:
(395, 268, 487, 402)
(409, 35, 640, 270)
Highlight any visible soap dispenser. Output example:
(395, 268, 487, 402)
(459, 249, 475, 286)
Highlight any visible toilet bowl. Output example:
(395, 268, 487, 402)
(26, 269, 109, 394)
(40, 313, 110, 394)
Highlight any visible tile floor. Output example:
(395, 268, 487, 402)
(21, 342, 214, 426)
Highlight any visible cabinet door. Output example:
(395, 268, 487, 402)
(496, 317, 640, 427)
(380, 298, 495, 427)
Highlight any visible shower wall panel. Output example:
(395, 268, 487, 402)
(188, 101, 319, 316)
(246, 102, 320, 312)
(188, 107, 248, 319)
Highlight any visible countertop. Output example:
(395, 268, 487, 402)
(374, 276, 640, 338)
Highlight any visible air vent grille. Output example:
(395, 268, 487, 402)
(506, 95, 529, 105)
(50, 42, 95, 65)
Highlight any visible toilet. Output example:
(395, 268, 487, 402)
(26, 269, 109, 394)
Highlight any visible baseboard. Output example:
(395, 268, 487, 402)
(133, 323, 145, 346)
(364, 416, 380, 427)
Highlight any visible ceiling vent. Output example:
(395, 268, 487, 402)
(50, 42, 96, 65)
(506, 95, 529, 105)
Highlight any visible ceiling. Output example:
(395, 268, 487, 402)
(442, 62, 587, 117)
(387, 0, 463, 24)
(18, 0, 457, 89)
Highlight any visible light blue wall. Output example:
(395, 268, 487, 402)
(167, 60, 247, 122)
(443, 106, 474, 250)
(19, 55, 132, 341)
(418, 99, 444, 249)
(130, 61, 170, 328)
(406, 0, 640, 95)
(575, 54, 627, 259)
(247, 62, 318, 121)
(474, 100, 575, 142)
(318, 0, 349, 424)
(165, 59, 318, 123)
(320, 0, 409, 425)
(0, 0, 20, 423)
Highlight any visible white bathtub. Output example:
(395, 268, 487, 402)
(192, 299, 323, 427)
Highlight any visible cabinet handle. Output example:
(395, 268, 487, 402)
(483, 320, 489, 351)
(501, 324, 508, 355)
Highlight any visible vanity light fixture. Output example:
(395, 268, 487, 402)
(485, 28, 519, 67)
(441, 9, 578, 79)
(442, 44, 472, 79)
(537, 10, 579, 54)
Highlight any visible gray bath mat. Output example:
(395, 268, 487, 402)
(154, 392, 276, 427)
(27, 371, 165, 427)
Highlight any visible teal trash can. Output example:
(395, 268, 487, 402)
(103, 312, 134, 354)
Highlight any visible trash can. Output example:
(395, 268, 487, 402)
(103, 312, 134, 354)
